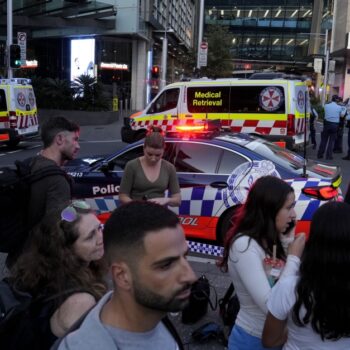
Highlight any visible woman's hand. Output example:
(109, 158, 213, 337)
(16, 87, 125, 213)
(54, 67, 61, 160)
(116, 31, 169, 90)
(287, 233, 305, 258)
(148, 197, 170, 206)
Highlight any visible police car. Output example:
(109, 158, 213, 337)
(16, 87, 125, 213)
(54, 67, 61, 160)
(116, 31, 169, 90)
(66, 127, 341, 244)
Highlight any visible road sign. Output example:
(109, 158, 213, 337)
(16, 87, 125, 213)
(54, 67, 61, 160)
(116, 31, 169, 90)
(17, 32, 26, 66)
(313, 58, 323, 73)
(198, 41, 208, 67)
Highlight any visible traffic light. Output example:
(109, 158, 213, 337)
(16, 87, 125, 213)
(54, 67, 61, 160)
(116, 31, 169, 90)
(10, 44, 21, 69)
(0, 42, 5, 68)
(151, 65, 160, 79)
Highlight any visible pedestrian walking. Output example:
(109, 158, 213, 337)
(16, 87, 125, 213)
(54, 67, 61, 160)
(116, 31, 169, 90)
(317, 95, 346, 160)
(55, 201, 196, 350)
(6, 116, 81, 267)
(219, 176, 305, 350)
(2, 201, 108, 349)
(119, 127, 181, 207)
(262, 201, 350, 350)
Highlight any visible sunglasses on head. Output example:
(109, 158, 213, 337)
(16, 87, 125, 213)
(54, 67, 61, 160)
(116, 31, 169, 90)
(61, 200, 91, 222)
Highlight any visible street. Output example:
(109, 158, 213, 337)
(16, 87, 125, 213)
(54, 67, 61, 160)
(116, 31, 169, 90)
(1, 118, 349, 349)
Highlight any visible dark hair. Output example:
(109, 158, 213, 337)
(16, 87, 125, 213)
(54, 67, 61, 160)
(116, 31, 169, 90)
(144, 126, 164, 149)
(292, 201, 350, 340)
(12, 206, 107, 300)
(219, 176, 293, 271)
(41, 116, 80, 148)
(103, 201, 179, 264)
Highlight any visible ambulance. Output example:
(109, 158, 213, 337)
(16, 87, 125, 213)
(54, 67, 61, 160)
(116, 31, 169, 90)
(0, 78, 39, 147)
(121, 73, 310, 149)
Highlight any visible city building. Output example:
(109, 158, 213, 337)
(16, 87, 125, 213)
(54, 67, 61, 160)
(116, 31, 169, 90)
(203, 1, 332, 87)
(0, 0, 196, 111)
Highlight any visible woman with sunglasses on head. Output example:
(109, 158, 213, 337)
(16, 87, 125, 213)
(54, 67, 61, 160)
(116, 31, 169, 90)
(262, 201, 350, 349)
(119, 126, 181, 207)
(5, 201, 108, 349)
(219, 176, 305, 350)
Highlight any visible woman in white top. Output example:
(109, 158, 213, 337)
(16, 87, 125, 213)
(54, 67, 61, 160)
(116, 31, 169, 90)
(263, 201, 350, 350)
(219, 176, 305, 350)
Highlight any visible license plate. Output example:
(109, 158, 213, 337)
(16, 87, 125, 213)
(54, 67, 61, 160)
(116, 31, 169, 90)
(18, 125, 38, 135)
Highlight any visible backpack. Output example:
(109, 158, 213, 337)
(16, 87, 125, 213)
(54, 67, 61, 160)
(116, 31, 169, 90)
(0, 278, 85, 350)
(218, 283, 240, 333)
(0, 158, 67, 253)
(181, 275, 217, 324)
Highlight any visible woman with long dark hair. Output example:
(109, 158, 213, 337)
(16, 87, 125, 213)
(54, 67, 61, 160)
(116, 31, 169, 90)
(5, 201, 108, 349)
(219, 176, 305, 350)
(263, 201, 350, 349)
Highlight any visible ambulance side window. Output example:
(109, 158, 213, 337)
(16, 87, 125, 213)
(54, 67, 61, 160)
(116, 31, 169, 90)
(0, 89, 6, 111)
(147, 88, 179, 114)
(230, 86, 285, 113)
(218, 150, 247, 174)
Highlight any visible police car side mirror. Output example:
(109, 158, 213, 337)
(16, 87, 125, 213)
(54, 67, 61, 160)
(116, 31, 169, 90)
(99, 162, 112, 174)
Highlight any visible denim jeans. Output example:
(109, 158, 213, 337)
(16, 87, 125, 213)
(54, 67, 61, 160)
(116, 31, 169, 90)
(228, 324, 282, 350)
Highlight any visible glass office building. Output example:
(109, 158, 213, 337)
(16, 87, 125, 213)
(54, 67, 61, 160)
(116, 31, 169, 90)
(204, 0, 330, 71)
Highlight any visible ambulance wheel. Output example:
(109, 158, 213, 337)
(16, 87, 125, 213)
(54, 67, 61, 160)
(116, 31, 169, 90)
(218, 206, 240, 245)
(6, 139, 20, 148)
(135, 130, 147, 141)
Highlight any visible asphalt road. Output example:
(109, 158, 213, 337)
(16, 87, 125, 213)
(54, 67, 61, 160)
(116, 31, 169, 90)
(0, 119, 349, 349)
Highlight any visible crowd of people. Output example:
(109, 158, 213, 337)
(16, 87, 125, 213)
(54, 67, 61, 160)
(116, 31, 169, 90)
(1, 115, 350, 350)
(315, 94, 350, 161)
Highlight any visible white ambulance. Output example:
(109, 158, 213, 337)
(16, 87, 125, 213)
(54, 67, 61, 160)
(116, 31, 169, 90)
(0, 78, 39, 147)
(121, 73, 310, 149)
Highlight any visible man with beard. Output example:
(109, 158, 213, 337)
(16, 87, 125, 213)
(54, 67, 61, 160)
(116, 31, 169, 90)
(56, 201, 197, 350)
(6, 116, 80, 267)
(28, 116, 80, 227)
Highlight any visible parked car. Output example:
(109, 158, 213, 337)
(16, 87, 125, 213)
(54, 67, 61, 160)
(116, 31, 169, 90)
(65, 129, 341, 244)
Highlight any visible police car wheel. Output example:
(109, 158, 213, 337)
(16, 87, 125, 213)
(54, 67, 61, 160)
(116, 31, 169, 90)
(218, 206, 240, 245)
(6, 139, 20, 148)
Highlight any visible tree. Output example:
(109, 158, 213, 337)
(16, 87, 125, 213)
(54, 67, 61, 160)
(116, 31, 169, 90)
(71, 74, 108, 111)
(201, 25, 232, 78)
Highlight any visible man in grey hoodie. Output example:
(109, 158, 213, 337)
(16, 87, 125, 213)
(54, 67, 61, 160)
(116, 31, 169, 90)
(55, 201, 197, 350)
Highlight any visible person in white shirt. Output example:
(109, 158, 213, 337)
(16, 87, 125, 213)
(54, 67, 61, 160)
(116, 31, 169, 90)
(219, 176, 305, 350)
(262, 201, 350, 350)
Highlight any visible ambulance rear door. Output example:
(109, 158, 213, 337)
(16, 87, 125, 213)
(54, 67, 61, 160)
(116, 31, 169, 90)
(291, 81, 309, 145)
(13, 85, 39, 136)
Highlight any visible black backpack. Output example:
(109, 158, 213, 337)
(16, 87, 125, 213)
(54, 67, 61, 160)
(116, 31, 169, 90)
(0, 278, 84, 350)
(218, 283, 240, 333)
(0, 158, 67, 253)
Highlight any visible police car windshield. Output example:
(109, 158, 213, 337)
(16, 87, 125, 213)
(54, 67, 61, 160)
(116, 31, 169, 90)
(245, 138, 305, 172)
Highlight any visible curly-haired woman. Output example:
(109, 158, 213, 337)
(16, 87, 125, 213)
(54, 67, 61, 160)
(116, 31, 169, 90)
(219, 176, 305, 350)
(263, 201, 350, 349)
(4, 200, 108, 349)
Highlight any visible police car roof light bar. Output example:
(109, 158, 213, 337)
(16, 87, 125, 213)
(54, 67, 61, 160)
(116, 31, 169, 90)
(302, 186, 338, 200)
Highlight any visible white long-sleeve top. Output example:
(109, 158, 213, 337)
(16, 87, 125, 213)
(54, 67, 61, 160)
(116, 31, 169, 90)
(228, 235, 300, 338)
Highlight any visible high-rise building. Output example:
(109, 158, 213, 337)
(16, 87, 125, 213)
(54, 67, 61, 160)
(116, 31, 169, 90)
(0, 0, 196, 110)
(204, 1, 332, 75)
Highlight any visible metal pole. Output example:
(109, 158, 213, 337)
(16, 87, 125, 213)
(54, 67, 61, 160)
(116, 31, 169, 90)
(196, 0, 205, 69)
(160, 34, 168, 90)
(322, 29, 329, 106)
(7, 0, 13, 79)
(160, 0, 169, 90)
